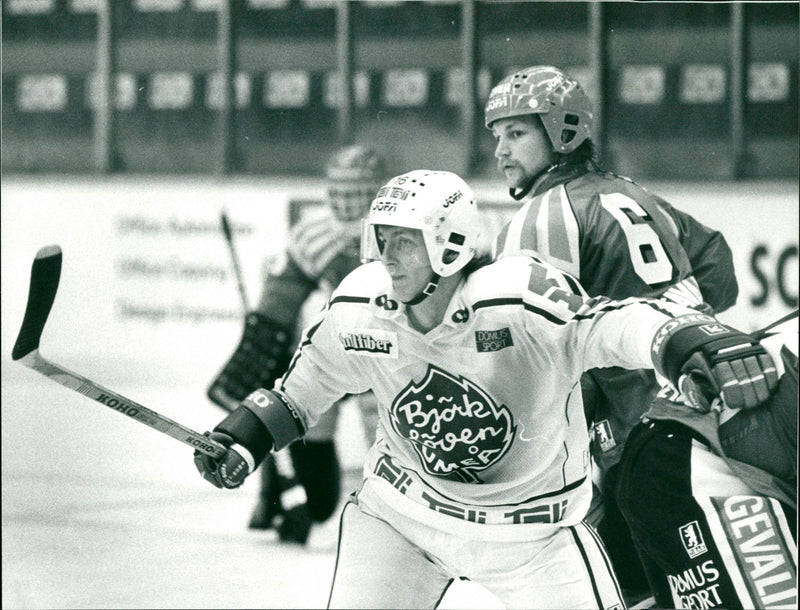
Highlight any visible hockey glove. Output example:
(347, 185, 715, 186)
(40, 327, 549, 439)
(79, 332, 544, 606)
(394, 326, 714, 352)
(194, 431, 255, 489)
(653, 314, 779, 411)
(195, 388, 305, 489)
(194, 399, 277, 489)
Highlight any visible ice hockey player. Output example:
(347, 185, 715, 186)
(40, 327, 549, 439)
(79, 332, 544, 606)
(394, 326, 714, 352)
(617, 310, 797, 609)
(195, 169, 777, 609)
(485, 64, 738, 603)
(206, 144, 384, 543)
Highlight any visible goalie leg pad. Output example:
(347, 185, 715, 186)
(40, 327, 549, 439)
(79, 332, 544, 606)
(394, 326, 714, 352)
(290, 440, 341, 522)
(207, 312, 295, 412)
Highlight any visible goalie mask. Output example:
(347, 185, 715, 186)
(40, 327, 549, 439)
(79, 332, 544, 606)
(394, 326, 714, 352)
(484, 66, 593, 154)
(361, 170, 480, 279)
(326, 145, 385, 223)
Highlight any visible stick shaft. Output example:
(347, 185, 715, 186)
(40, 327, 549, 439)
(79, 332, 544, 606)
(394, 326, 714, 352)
(221, 211, 250, 312)
(12, 245, 225, 459)
(18, 349, 226, 459)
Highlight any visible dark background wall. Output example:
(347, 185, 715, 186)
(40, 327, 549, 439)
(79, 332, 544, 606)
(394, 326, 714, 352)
(2, 0, 797, 179)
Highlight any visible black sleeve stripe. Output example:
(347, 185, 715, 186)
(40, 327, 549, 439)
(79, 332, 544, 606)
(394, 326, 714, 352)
(304, 318, 324, 342)
(523, 303, 569, 325)
(473, 297, 523, 310)
(473, 297, 570, 326)
(563, 272, 582, 296)
(573, 299, 678, 322)
(280, 335, 312, 392)
(475, 295, 680, 328)
(642, 299, 681, 319)
(330, 295, 371, 307)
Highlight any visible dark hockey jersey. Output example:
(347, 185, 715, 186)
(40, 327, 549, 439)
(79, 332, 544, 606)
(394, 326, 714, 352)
(644, 311, 797, 510)
(493, 163, 739, 470)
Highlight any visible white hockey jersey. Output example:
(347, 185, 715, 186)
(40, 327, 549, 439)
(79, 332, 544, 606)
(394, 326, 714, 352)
(275, 255, 694, 540)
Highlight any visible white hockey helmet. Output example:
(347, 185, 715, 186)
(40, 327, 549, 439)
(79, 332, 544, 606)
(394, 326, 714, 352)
(361, 170, 480, 277)
(484, 65, 593, 154)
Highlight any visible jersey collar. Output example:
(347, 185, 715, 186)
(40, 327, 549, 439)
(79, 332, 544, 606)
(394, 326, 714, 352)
(372, 276, 471, 334)
(511, 160, 592, 201)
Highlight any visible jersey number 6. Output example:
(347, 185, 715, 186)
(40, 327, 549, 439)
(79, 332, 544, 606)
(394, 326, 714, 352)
(600, 193, 673, 286)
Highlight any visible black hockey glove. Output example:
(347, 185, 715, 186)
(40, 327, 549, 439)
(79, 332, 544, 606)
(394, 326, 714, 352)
(194, 402, 275, 489)
(194, 431, 254, 489)
(653, 314, 779, 412)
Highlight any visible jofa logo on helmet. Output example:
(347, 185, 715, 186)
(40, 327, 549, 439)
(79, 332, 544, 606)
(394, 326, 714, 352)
(371, 201, 397, 213)
(442, 190, 463, 208)
(538, 74, 564, 90)
(389, 365, 515, 483)
(485, 96, 508, 111)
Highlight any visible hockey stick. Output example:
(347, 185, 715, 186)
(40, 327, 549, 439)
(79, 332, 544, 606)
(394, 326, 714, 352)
(220, 209, 250, 312)
(217, 215, 304, 522)
(11, 245, 226, 459)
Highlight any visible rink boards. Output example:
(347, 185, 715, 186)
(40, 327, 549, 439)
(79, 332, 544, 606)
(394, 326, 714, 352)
(3, 177, 796, 383)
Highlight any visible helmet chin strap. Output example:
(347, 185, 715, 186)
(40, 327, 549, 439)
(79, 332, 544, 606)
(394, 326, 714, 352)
(403, 273, 441, 306)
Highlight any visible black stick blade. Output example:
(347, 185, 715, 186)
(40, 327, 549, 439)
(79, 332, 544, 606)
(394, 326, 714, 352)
(12, 245, 63, 361)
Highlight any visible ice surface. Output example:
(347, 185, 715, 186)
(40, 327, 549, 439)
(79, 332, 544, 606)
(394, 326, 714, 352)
(2, 363, 502, 609)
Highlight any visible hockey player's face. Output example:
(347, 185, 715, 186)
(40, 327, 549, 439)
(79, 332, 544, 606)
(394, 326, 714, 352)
(491, 116, 555, 189)
(375, 226, 432, 301)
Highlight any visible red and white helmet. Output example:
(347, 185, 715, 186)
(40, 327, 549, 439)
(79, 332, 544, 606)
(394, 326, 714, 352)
(326, 145, 385, 222)
(484, 65, 593, 154)
(361, 170, 479, 277)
